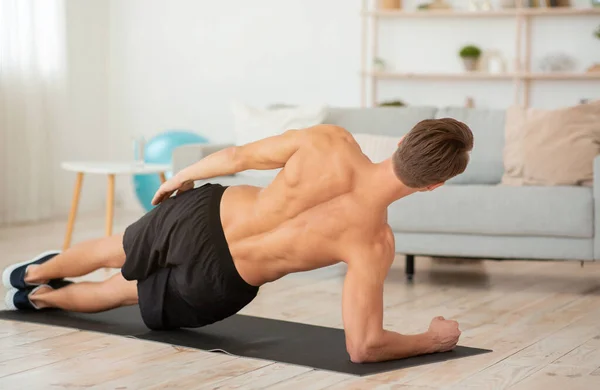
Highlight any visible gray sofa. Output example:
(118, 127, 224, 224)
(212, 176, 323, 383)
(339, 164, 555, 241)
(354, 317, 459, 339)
(172, 106, 598, 279)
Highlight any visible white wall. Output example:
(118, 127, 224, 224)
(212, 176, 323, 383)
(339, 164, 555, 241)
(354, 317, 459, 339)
(107, 0, 363, 209)
(98, 0, 600, 210)
(107, 0, 362, 143)
(53, 0, 110, 216)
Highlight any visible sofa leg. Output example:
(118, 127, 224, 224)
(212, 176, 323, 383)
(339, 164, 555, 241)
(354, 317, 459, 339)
(405, 255, 415, 282)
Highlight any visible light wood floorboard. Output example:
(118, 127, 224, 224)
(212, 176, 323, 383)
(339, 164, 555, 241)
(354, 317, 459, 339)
(0, 211, 599, 389)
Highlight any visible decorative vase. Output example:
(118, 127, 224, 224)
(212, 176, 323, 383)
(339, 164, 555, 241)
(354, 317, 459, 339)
(379, 0, 402, 9)
(480, 0, 492, 10)
(462, 57, 478, 72)
(500, 0, 516, 7)
(539, 53, 575, 72)
(485, 51, 506, 74)
(428, 0, 452, 9)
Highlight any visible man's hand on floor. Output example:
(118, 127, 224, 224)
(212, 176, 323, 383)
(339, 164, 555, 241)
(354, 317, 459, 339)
(428, 316, 461, 353)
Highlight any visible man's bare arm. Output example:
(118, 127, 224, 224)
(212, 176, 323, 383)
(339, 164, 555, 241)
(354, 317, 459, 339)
(151, 129, 307, 205)
(176, 124, 348, 180)
(183, 130, 302, 176)
(343, 245, 461, 363)
(152, 125, 349, 204)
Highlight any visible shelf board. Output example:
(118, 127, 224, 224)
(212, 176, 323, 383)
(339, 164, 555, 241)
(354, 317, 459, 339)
(365, 7, 600, 18)
(365, 9, 516, 18)
(520, 7, 600, 16)
(364, 72, 600, 80)
(365, 72, 517, 80)
(524, 72, 600, 80)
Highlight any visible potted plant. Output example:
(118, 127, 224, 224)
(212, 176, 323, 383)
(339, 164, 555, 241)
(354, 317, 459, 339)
(379, 100, 405, 107)
(459, 45, 482, 72)
(373, 57, 386, 72)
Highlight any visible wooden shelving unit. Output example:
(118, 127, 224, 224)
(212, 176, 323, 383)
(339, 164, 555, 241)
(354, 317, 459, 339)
(360, 1, 600, 108)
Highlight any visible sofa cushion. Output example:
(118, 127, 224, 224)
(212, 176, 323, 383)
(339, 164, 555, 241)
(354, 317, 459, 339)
(324, 106, 437, 137)
(388, 185, 593, 238)
(393, 233, 593, 261)
(435, 107, 506, 185)
(502, 101, 600, 187)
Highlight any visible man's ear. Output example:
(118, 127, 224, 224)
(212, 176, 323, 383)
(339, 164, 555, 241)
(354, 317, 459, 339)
(397, 135, 405, 147)
(425, 182, 445, 192)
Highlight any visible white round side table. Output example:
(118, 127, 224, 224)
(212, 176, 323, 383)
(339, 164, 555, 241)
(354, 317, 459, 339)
(60, 161, 171, 250)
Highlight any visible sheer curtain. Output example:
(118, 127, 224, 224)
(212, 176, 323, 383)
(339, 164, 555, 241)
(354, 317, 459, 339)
(0, 0, 67, 225)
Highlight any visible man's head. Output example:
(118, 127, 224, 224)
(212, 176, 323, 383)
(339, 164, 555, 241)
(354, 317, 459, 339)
(392, 118, 474, 191)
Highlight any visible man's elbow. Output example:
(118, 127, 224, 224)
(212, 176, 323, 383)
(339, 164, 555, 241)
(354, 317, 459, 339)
(348, 347, 371, 364)
(346, 338, 380, 364)
(227, 146, 246, 172)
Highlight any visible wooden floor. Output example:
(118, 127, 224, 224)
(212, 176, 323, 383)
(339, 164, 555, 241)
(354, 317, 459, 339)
(1, 212, 600, 389)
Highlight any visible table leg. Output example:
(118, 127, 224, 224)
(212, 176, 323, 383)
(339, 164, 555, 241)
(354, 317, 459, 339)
(105, 174, 115, 237)
(63, 172, 84, 251)
(159, 172, 167, 184)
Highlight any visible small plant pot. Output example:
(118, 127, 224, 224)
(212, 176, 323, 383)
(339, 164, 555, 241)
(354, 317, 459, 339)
(462, 57, 478, 72)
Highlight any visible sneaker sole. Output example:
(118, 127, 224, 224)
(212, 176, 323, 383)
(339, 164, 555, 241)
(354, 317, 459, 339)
(2, 250, 61, 289)
(4, 289, 18, 311)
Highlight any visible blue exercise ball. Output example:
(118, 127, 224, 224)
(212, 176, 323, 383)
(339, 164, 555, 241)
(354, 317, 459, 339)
(134, 130, 208, 212)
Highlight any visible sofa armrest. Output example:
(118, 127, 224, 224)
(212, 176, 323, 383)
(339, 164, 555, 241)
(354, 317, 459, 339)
(595, 155, 600, 259)
(171, 143, 234, 174)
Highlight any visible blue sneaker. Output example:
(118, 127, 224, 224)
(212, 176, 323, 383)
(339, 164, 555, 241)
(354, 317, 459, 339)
(2, 250, 61, 289)
(4, 285, 53, 311)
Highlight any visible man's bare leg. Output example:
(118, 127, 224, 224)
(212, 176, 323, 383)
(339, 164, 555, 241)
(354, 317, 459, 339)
(5, 234, 136, 313)
(29, 273, 138, 312)
(24, 234, 126, 284)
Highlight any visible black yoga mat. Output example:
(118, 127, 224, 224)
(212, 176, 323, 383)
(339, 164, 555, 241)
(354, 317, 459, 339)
(0, 306, 491, 376)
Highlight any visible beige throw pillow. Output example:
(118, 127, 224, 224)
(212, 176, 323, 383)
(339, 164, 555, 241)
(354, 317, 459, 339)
(502, 101, 600, 186)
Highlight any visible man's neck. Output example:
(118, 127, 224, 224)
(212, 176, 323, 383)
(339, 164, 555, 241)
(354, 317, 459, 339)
(363, 159, 417, 208)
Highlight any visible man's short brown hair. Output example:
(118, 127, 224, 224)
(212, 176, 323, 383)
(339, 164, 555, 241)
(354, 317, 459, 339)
(393, 118, 474, 188)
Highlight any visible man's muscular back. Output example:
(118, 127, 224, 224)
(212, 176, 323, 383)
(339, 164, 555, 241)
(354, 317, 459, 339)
(219, 126, 394, 286)
(153, 120, 473, 363)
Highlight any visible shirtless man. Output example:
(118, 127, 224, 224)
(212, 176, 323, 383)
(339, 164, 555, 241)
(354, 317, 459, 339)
(3, 118, 473, 363)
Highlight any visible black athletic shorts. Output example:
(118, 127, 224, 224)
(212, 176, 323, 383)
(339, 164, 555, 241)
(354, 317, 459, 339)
(121, 183, 259, 330)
